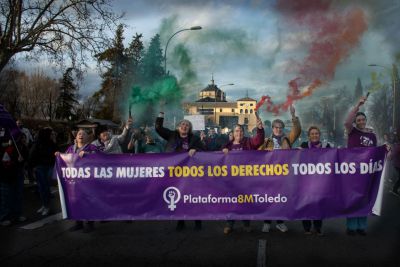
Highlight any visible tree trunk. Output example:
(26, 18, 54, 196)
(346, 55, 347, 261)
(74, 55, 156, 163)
(0, 51, 14, 74)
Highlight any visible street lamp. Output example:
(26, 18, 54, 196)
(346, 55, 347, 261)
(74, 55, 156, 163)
(368, 64, 397, 132)
(220, 83, 235, 88)
(214, 83, 234, 126)
(164, 26, 202, 74)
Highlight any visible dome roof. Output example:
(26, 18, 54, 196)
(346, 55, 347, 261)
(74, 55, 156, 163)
(201, 84, 222, 92)
(200, 78, 222, 93)
(197, 76, 227, 102)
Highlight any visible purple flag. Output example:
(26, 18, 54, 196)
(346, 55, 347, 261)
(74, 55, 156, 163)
(0, 104, 20, 139)
(55, 146, 386, 220)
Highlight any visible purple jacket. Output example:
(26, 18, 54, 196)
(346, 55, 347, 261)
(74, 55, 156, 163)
(344, 105, 376, 148)
(224, 128, 265, 151)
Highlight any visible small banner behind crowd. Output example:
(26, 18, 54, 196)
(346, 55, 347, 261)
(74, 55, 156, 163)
(55, 146, 387, 220)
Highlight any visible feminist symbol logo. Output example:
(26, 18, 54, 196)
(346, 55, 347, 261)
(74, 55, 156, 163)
(163, 187, 181, 211)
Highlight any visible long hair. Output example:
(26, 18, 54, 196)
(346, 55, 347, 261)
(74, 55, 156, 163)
(233, 124, 245, 133)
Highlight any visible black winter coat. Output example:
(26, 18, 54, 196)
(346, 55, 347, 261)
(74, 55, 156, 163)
(155, 117, 205, 153)
(29, 140, 58, 167)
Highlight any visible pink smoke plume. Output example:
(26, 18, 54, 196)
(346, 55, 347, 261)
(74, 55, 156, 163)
(256, 0, 368, 115)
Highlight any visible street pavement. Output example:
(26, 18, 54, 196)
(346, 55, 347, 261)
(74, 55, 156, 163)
(0, 180, 399, 267)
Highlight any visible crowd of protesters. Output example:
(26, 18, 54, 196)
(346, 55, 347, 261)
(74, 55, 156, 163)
(1, 95, 399, 237)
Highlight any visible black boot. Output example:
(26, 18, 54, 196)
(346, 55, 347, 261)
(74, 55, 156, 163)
(69, 221, 83, 232)
(83, 221, 95, 233)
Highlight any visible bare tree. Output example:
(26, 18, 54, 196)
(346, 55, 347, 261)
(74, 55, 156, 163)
(0, 0, 121, 73)
(78, 94, 102, 119)
(17, 70, 37, 116)
(0, 68, 23, 115)
(18, 69, 60, 120)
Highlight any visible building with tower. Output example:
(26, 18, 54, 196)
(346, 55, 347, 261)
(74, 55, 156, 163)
(183, 77, 258, 131)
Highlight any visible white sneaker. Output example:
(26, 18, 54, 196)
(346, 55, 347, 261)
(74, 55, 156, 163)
(262, 223, 271, 233)
(41, 208, 50, 216)
(276, 223, 288, 233)
(37, 206, 45, 213)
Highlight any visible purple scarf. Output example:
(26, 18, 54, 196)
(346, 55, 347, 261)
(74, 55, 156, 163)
(309, 141, 321, 148)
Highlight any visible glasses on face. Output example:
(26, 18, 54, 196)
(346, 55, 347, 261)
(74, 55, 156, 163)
(273, 126, 283, 129)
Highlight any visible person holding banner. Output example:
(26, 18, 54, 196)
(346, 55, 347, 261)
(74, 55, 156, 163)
(300, 126, 331, 235)
(259, 104, 301, 233)
(55, 129, 100, 233)
(222, 117, 264, 234)
(344, 95, 377, 236)
(155, 112, 205, 231)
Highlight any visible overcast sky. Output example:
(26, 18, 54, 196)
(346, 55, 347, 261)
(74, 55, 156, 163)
(15, 0, 400, 118)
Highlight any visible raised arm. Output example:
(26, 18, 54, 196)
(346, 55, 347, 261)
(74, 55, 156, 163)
(288, 105, 301, 145)
(249, 117, 265, 148)
(344, 96, 367, 134)
(116, 118, 133, 144)
(155, 112, 174, 140)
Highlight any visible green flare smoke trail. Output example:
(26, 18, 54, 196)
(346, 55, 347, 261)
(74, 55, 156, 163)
(129, 76, 183, 125)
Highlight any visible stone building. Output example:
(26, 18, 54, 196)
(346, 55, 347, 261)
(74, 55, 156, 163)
(183, 78, 258, 131)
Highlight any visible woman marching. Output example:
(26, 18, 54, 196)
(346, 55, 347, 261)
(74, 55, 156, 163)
(258, 104, 301, 233)
(300, 126, 331, 235)
(222, 117, 264, 234)
(55, 129, 100, 233)
(155, 112, 205, 231)
(344, 95, 377, 236)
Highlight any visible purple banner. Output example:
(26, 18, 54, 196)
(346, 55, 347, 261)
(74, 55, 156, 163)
(55, 146, 386, 220)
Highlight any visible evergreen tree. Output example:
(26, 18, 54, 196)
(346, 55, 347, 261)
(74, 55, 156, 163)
(354, 77, 363, 101)
(95, 24, 129, 121)
(141, 34, 164, 84)
(126, 33, 144, 80)
(321, 98, 334, 134)
(55, 68, 78, 120)
(334, 85, 353, 145)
